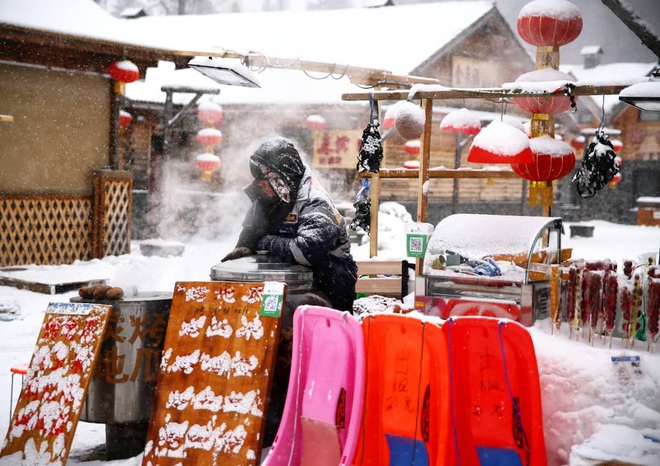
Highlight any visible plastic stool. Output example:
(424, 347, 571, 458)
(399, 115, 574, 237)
(9, 364, 28, 421)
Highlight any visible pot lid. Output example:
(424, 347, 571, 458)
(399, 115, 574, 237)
(210, 254, 313, 284)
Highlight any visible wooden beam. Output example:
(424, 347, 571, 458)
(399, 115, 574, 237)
(358, 168, 519, 179)
(601, 0, 660, 58)
(342, 84, 629, 102)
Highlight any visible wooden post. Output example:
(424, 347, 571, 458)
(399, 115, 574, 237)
(416, 98, 433, 272)
(370, 172, 380, 258)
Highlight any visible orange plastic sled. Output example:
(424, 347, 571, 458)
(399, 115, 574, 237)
(353, 314, 451, 466)
(442, 316, 547, 466)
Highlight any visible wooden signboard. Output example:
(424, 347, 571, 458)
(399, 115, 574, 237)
(142, 281, 286, 466)
(0, 302, 111, 465)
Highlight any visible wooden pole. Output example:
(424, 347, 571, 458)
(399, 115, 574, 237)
(369, 172, 380, 258)
(415, 98, 433, 272)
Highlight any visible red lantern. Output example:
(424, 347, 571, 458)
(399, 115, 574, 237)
(119, 110, 133, 128)
(611, 139, 623, 152)
(196, 128, 222, 147)
(517, 0, 583, 47)
(305, 114, 327, 132)
(512, 69, 576, 115)
(195, 153, 221, 182)
(403, 160, 420, 170)
(571, 135, 585, 152)
(108, 60, 140, 83)
(197, 101, 223, 126)
(609, 172, 622, 188)
(511, 135, 575, 206)
(440, 108, 481, 135)
(404, 140, 421, 156)
(468, 121, 534, 164)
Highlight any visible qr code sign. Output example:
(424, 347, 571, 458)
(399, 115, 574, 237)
(409, 236, 424, 253)
(261, 295, 281, 316)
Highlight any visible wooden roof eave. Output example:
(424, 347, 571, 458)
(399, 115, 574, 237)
(0, 24, 193, 77)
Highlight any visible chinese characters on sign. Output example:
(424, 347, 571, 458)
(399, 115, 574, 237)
(452, 57, 502, 89)
(0, 302, 111, 466)
(142, 281, 286, 466)
(312, 130, 362, 169)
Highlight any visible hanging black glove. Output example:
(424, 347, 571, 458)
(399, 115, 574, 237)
(349, 179, 371, 235)
(572, 134, 619, 198)
(356, 94, 383, 174)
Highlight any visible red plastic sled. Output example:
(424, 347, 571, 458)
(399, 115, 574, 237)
(442, 316, 547, 466)
(353, 314, 451, 466)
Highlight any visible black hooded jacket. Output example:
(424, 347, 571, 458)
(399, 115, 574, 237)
(236, 137, 357, 312)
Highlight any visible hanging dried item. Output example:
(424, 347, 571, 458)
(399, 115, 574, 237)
(572, 133, 620, 198)
(350, 179, 371, 235)
(356, 94, 383, 174)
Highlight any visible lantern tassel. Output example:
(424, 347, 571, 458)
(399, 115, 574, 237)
(529, 181, 554, 207)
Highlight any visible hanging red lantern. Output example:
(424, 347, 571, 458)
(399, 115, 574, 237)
(197, 101, 223, 126)
(511, 135, 575, 206)
(611, 139, 623, 152)
(439, 108, 481, 135)
(512, 69, 576, 115)
(404, 140, 421, 156)
(196, 128, 222, 147)
(108, 60, 140, 95)
(468, 121, 534, 164)
(609, 172, 622, 188)
(517, 0, 583, 47)
(614, 155, 622, 167)
(305, 114, 327, 132)
(119, 110, 133, 128)
(571, 135, 585, 152)
(403, 160, 420, 170)
(195, 153, 221, 182)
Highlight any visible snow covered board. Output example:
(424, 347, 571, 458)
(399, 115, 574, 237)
(142, 281, 286, 465)
(0, 302, 112, 465)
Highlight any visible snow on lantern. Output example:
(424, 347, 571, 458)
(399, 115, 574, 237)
(305, 114, 327, 132)
(394, 101, 425, 140)
(517, 0, 583, 48)
(511, 135, 575, 207)
(197, 101, 223, 126)
(439, 108, 481, 135)
(119, 110, 133, 128)
(404, 140, 421, 156)
(609, 172, 622, 189)
(196, 128, 222, 148)
(108, 60, 140, 95)
(512, 69, 576, 115)
(467, 121, 534, 164)
(571, 135, 585, 152)
(196, 153, 221, 182)
(611, 139, 623, 152)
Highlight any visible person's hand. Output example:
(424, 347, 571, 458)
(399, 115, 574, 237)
(257, 235, 276, 251)
(221, 247, 253, 262)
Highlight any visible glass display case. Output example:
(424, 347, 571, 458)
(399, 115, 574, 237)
(415, 214, 566, 326)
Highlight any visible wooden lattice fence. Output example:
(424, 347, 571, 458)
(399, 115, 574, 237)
(0, 170, 133, 267)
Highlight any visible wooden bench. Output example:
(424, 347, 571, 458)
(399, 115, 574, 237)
(356, 260, 414, 300)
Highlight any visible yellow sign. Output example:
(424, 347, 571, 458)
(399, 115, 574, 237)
(312, 130, 362, 169)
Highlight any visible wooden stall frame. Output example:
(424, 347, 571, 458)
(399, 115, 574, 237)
(343, 84, 628, 271)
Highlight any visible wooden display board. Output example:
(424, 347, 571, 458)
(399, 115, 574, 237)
(142, 281, 286, 466)
(0, 302, 112, 465)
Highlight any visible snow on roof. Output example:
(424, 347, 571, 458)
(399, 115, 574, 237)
(1, 0, 499, 106)
(0, 0, 496, 75)
(561, 62, 657, 113)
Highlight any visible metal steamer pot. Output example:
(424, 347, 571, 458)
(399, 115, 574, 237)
(71, 291, 172, 460)
(210, 254, 329, 446)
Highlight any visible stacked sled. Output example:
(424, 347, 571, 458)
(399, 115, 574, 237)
(263, 306, 546, 466)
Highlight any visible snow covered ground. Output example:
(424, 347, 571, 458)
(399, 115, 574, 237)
(0, 210, 658, 465)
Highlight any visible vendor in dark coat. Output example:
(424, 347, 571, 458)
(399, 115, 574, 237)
(222, 136, 358, 313)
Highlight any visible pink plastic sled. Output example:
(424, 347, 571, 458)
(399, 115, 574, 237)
(262, 305, 365, 466)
